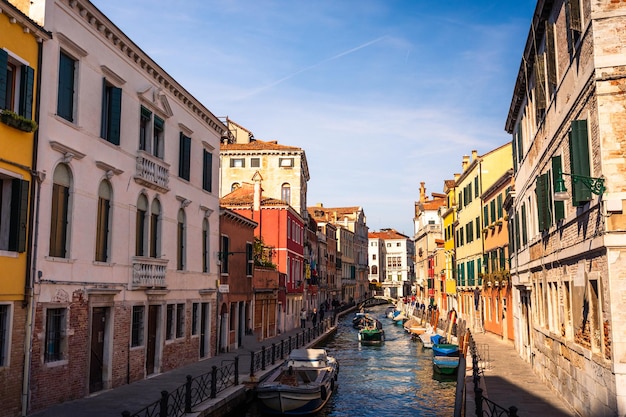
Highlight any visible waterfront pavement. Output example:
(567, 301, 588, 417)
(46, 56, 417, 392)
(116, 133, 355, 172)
(29, 317, 337, 417)
(465, 331, 579, 417)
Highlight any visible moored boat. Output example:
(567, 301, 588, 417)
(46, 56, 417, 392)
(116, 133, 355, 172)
(433, 355, 460, 375)
(256, 348, 339, 415)
(432, 343, 459, 357)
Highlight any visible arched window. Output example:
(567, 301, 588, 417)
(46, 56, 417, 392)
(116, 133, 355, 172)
(202, 218, 210, 273)
(135, 194, 148, 256)
(149, 199, 161, 258)
(372, 265, 378, 275)
(231, 182, 240, 192)
(95, 180, 112, 262)
(177, 209, 186, 270)
(281, 183, 291, 205)
(49, 164, 72, 258)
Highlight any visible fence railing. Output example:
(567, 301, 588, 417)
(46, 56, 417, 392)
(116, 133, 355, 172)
(121, 318, 333, 417)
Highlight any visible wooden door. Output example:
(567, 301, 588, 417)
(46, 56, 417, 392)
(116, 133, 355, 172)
(89, 307, 107, 393)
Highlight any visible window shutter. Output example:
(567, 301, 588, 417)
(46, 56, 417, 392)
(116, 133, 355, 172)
(154, 115, 164, 130)
(57, 52, 75, 122)
(9, 179, 29, 252)
(179, 133, 191, 180)
(535, 174, 552, 232)
(203, 150, 212, 192)
(568, 0, 582, 32)
(546, 22, 557, 89)
(0, 49, 7, 108)
(109, 86, 122, 145)
(516, 123, 524, 163)
(141, 106, 151, 119)
(19, 66, 35, 119)
(483, 205, 489, 227)
(569, 120, 591, 205)
(521, 203, 529, 244)
(512, 134, 518, 172)
(534, 55, 546, 112)
(551, 156, 565, 220)
(514, 212, 521, 250)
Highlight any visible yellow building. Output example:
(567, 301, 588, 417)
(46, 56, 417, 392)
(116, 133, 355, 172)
(440, 178, 457, 311)
(453, 145, 512, 332)
(0, 1, 49, 415)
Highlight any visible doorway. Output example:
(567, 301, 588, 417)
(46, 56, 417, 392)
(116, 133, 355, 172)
(146, 305, 159, 375)
(89, 307, 108, 393)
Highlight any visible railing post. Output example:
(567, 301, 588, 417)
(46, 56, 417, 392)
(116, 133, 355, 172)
(185, 375, 192, 413)
(280, 339, 285, 359)
(160, 390, 169, 417)
(271, 343, 276, 365)
(211, 366, 218, 398)
(261, 346, 266, 370)
(289, 335, 292, 352)
(250, 351, 255, 378)
(234, 356, 239, 386)
(509, 406, 518, 417)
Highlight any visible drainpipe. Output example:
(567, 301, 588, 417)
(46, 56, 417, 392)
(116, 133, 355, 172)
(22, 38, 45, 417)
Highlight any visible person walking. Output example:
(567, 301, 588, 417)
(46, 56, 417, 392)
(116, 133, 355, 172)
(300, 308, 307, 328)
(311, 308, 318, 327)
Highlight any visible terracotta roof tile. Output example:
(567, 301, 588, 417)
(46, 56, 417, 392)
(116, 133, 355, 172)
(221, 138, 302, 152)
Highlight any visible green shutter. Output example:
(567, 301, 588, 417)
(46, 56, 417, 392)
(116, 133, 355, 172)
(0, 49, 7, 108)
(109, 86, 122, 145)
(141, 106, 151, 119)
(516, 123, 524, 163)
(57, 52, 75, 122)
(569, 120, 591, 205)
(203, 150, 213, 192)
(179, 133, 191, 180)
(483, 205, 489, 227)
(9, 179, 29, 253)
(551, 156, 565, 220)
(521, 203, 529, 244)
(154, 115, 164, 130)
(497, 194, 503, 218)
(19, 66, 34, 119)
(535, 174, 547, 232)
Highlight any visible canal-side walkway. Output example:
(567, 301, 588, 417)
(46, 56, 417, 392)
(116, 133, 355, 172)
(29, 316, 340, 417)
(464, 331, 578, 417)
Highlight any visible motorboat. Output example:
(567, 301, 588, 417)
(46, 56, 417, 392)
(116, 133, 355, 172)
(358, 318, 385, 344)
(433, 355, 460, 375)
(256, 348, 339, 415)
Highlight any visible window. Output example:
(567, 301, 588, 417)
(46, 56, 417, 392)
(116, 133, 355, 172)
(95, 180, 112, 262)
(57, 51, 76, 122)
(0, 175, 29, 252)
(176, 303, 185, 338)
(475, 217, 480, 240)
(279, 158, 294, 167)
(153, 115, 164, 159)
(192, 303, 199, 336)
(565, 0, 582, 59)
(0, 304, 9, 366)
(135, 194, 148, 256)
(230, 158, 244, 168)
(44, 307, 66, 362)
(551, 156, 565, 221)
(131, 305, 144, 347)
(139, 106, 151, 151)
(0, 49, 35, 119)
(251, 158, 260, 168)
(372, 254, 376, 260)
(474, 176, 479, 198)
(230, 183, 240, 192)
(497, 194, 503, 219)
(100, 79, 121, 145)
(569, 120, 592, 206)
(220, 235, 229, 274)
(281, 183, 291, 205)
(149, 199, 161, 258)
(246, 242, 253, 276)
(166, 304, 175, 340)
(177, 209, 186, 270)
(179, 133, 191, 181)
(202, 218, 210, 273)
(202, 150, 212, 193)
(49, 164, 71, 258)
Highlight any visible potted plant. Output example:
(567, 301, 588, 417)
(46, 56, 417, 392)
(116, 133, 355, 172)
(0, 110, 38, 132)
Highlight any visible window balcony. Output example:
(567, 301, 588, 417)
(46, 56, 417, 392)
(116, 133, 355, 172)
(131, 257, 169, 289)
(134, 151, 170, 192)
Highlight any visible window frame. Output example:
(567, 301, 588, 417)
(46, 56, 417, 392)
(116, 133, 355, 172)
(57, 50, 77, 123)
(100, 78, 122, 145)
(131, 305, 145, 347)
(44, 307, 67, 363)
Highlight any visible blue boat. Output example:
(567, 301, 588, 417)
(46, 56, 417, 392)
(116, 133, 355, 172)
(433, 355, 460, 375)
(432, 343, 459, 357)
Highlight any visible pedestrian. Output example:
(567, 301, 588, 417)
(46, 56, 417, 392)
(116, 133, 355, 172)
(319, 306, 325, 321)
(300, 308, 307, 328)
(311, 308, 318, 327)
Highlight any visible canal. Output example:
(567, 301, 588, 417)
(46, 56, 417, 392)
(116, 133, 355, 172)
(235, 304, 457, 416)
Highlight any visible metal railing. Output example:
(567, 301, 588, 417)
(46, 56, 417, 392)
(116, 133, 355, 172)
(121, 357, 239, 417)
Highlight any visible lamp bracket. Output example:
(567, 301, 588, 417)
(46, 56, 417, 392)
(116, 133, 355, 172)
(562, 172, 606, 195)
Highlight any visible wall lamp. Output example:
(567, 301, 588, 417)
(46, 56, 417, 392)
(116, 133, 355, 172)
(554, 169, 606, 201)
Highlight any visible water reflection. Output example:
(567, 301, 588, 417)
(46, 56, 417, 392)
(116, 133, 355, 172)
(236, 305, 456, 417)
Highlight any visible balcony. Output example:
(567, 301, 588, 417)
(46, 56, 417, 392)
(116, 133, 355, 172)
(134, 151, 170, 192)
(131, 257, 169, 289)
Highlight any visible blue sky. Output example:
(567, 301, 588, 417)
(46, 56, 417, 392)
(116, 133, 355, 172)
(93, 0, 536, 236)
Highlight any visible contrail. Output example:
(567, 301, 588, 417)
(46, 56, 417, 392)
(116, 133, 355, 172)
(240, 35, 388, 99)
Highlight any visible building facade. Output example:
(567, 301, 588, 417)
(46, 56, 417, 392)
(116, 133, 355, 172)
(505, 0, 626, 414)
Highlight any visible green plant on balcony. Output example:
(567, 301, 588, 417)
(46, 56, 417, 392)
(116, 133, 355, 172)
(0, 110, 38, 132)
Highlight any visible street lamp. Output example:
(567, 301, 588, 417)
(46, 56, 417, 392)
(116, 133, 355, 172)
(553, 169, 606, 202)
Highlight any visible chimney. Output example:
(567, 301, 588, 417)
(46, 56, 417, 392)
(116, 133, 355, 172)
(471, 150, 478, 161)
(462, 155, 470, 171)
(419, 182, 426, 203)
(252, 171, 263, 211)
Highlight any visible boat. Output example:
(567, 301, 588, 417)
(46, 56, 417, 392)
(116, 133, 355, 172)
(432, 343, 459, 357)
(256, 348, 339, 415)
(385, 306, 397, 319)
(358, 319, 385, 344)
(352, 312, 371, 329)
(433, 355, 460, 375)
(417, 327, 439, 348)
(391, 310, 407, 324)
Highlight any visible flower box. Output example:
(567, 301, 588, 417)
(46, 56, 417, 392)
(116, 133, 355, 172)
(1, 110, 38, 133)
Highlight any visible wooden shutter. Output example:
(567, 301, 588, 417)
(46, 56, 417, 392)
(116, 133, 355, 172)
(569, 0, 582, 32)
(95, 197, 110, 262)
(19, 66, 34, 119)
(49, 183, 69, 258)
(108, 86, 122, 145)
(9, 179, 29, 252)
(545, 22, 557, 89)
(551, 156, 565, 220)
(0, 49, 7, 108)
(203, 150, 212, 192)
(534, 55, 546, 112)
(179, 133, 191, 180)
(57, 52, 75, 122)
(569, 120, 591, 205)
(535, 174, 552, 232)
(516, 123, 524, 164)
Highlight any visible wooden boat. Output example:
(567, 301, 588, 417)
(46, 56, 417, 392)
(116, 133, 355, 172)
(433, 355, 460, 375)
(358, 319, 385, 344)
(432, 343, 459, 357)
(256, 348, 339, 415)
